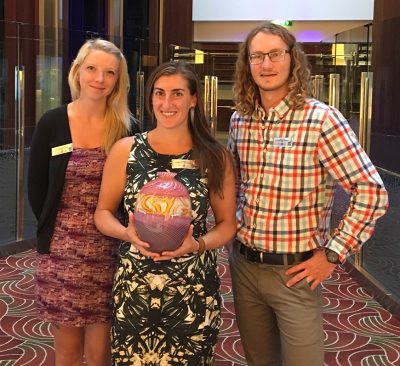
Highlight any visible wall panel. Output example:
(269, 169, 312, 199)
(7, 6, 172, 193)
(371, 0, 400, 172)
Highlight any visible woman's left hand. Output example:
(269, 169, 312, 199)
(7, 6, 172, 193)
(153, 225, 199, 261)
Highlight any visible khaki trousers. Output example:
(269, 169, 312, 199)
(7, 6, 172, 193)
(229, 244, 324, 366)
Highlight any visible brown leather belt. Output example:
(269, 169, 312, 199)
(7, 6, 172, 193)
(238, 241, 313, 265)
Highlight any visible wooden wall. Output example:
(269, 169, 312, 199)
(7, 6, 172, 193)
(371, 0, 400, 173)
(161, 0, 193, 62)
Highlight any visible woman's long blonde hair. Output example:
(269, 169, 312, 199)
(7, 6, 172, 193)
(68, 39, 132, 152)
(234, 22, 312, 115)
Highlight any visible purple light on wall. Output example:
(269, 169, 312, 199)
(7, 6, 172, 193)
(295, 30, 326, 42)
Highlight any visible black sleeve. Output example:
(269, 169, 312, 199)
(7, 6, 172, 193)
(27, 116, 51, 220)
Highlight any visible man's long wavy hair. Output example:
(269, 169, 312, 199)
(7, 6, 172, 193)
(234, 22, 312, 115)
(145, 61, 232, 197)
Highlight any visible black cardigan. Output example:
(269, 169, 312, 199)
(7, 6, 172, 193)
(28, 105, 72, 253)
(27, 105, 141, 253)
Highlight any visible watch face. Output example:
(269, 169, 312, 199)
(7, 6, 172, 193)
(326, 249, 339, 264)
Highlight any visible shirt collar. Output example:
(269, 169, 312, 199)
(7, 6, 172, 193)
(254, 97, 292, 120)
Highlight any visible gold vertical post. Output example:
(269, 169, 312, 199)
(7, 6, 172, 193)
(204, 75, 218, 135)
(328, 73, 340, 108)
(359, 72, 373, 155)
(108, 0, 123, 47)
(210, 76, 218, 135)
(15, 65, 25, 241)
(204, 75, 210, 123)
(355, 71, 373, 268)
(312, 75, 325, 101)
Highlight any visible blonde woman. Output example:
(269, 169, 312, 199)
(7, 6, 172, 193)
(28, 39, 133, 365)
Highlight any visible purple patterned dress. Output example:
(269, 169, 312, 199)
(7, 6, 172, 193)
(35, 147, 118, 326)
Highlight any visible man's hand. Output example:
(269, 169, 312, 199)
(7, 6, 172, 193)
(285, 249, 336, 290)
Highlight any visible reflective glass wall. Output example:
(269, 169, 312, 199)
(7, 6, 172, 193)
(321, 25, 400, 304)
(0, 0, 159, 251)
(0, 20, 38, 247)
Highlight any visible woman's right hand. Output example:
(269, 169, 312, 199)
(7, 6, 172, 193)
(153, 225, 197, 261)
(125, 212, 160, 259)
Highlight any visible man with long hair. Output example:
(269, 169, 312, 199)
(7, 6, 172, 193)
(227, 22, 388, 365)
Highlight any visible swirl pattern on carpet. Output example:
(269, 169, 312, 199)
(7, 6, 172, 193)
(1, 249, 400, 365)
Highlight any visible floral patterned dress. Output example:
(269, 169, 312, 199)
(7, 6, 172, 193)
(111, 133, 221, 365)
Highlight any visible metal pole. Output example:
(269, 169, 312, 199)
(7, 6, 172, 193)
(365, 22, 372, 71)
(344, 59, 353, 116)
(334, 33, 338, 74)
(210, 76, 218, 135)
(312, 75, 324, 101)
(358, 72, 373, 155)
(204, 75, 210, 122)
(355, 24, 372, 271)
(328, 73, 340, 109)
(203, 75, 218, 136)
(15, 22, 25, 241)
(135, 71, 145, 130)
(355, 71, 373, 268)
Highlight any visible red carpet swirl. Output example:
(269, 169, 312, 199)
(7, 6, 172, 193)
(1, 249, 400, 365)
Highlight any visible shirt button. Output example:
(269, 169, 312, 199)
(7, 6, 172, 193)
(252, 224, 257, 229)
(256, 198, 260, 203)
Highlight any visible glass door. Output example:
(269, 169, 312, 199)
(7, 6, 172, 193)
(0, 19, 65, 249)
(325, 25, 400, 301)
(0, 19, 18, 245)
(167, 43, 237, 144)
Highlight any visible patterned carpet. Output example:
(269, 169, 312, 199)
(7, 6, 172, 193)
(1, 249, 400, 366)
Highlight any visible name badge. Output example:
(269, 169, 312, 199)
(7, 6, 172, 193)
(171, 159, 197, 169)
(273, 137, 292, 148)
(51, 143, 73, 156)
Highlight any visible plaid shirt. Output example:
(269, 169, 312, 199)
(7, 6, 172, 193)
(227, 97, 388, 261)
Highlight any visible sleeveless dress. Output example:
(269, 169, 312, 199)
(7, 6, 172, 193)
(112, 132, 221, 365)
(35, 147, 118, 326)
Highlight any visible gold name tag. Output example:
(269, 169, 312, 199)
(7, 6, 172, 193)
(51, 143, 73, 156)
(171, 159, 197, 169)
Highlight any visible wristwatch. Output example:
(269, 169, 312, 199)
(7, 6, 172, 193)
(324, 248, 341, 265)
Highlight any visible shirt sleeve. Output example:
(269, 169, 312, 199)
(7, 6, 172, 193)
(27, 116, 51, 220)
(317, 107, 388, 261)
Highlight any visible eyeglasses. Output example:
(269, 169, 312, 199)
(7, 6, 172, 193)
(249, 49, 290, 65)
